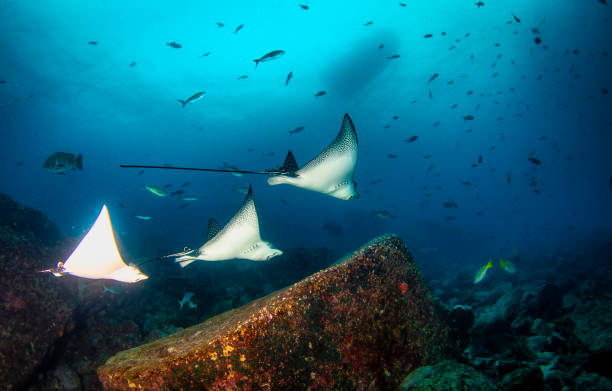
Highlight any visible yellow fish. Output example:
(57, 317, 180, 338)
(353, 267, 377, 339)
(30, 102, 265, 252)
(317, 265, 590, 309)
(500, 258, 516, 274)
(144, 185, 167, 197)
(474, 259, 493, 284)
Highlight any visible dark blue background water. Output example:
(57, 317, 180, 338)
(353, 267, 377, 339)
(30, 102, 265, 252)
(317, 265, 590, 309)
(1, 0, 610, 276)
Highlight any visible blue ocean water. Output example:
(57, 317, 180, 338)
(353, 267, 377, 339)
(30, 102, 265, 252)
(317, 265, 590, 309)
(1, 0, 610, 274)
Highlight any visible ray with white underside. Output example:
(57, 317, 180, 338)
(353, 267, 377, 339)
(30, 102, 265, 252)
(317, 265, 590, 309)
(267, 113, 359, 200)
(175, 185, 282, 267)
(44, 205, 148, 283)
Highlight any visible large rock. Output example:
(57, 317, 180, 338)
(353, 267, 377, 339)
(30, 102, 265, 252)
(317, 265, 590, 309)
(98, 234, 457, 390)
(0, 193, 75, 390)
(398, 360, 498, 390)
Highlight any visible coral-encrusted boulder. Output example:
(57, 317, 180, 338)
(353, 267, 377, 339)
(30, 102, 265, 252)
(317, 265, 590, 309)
(98, 234, 458, 390)
(0, 193, 75, 389)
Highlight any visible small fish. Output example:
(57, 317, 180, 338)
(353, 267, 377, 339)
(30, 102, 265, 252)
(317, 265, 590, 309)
(253, 50, 285, 69)
(511, 13, 521, 23)
(451, 103, 458, 109)
(167, 42, 182, 49)
(233, 187, 249, 195)
(399, 2, 407, 6)
(314, 90, 327, 97)
(216, 22, 224, 28)
(364, 21, 373, 26)
(234, 24, 244, 34)
(444, 216, 455, 221)
(119, 203, 125, 208)
(182, 196, 197, 201)
(506, 172, 512, 183)
(374, 210, 395, 219)
(442, 199, 458, 208)
(474, 260, 493, 283)
(500, 258, 516, 273)
(463, 115, 475, 121)
(178, 204, 189, 209)
(178, 292, 196, 310)
(388, 54, 400, 59)
(478, 155, 483, 164)
(129, 61, 136, 68)
(428, 73, 439, 83)
(388, 154, 398, 159)
(164, 184, 172, 189)
(378, 43, 384, 49)
(424, 34, 433, 38)
(237, 75, 249, 80)
(289, 126, 305, 134)
(299, 4, 309, 10)
(88, 41, 98, 45)
(181, 182, 191, 187)
(135, 215, 151, 220)
(405, 136, 419, 143)
(200, 51, 211, 57)
(171, 190, 185, 197)
(0, 80, 6, 84)
(136, 170, 144, 176)
(178, 91, 205, 108)
(285, 71, 293, 86)
(222, 162, 243, 177)
(528, 157, 541, 165)
(43, 152, 83, 174)
(281, 199, 288, 205)
(144, 185, 167, 197)
(475, 1, 484, 7)
(433, 121, 440, 127)
(535, 37, 542, 45)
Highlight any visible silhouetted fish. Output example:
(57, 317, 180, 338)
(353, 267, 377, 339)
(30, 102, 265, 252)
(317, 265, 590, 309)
(129, 61, 136, 68)
(88, 41, 98, 45)
(289, 126, 305, 134)
(405, 136, 419, 143)
(443, 199, 458, 208)
(528, 157, 541, 165)
(285, 71, 293, 86)
(216, 22, 224, 28)
(200, 52, 211, 57)
(234, 24, 244, 34)
(299, 4, 309, 9)
(314, 90, 327, 97)
(388, 54, 400, 59)
(253, 50, 285, 69)
(43, 152, 83, 174)
(178, 91, 205, 108)
(167, 42, 182, 49)
(511, 12, 521, 23)
(364, 21, 373, 26)
(428, 73, 439, 83)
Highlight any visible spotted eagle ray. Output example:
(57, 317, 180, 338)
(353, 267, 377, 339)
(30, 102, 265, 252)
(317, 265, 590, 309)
(172, 185, 282, 267)
(119, 113, 359, 200)
(267, 114, 359, 200)
(41, 205, 148, 283)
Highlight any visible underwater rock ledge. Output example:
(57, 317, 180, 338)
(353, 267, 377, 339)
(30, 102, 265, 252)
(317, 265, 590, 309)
(98, 234, 457, 390)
